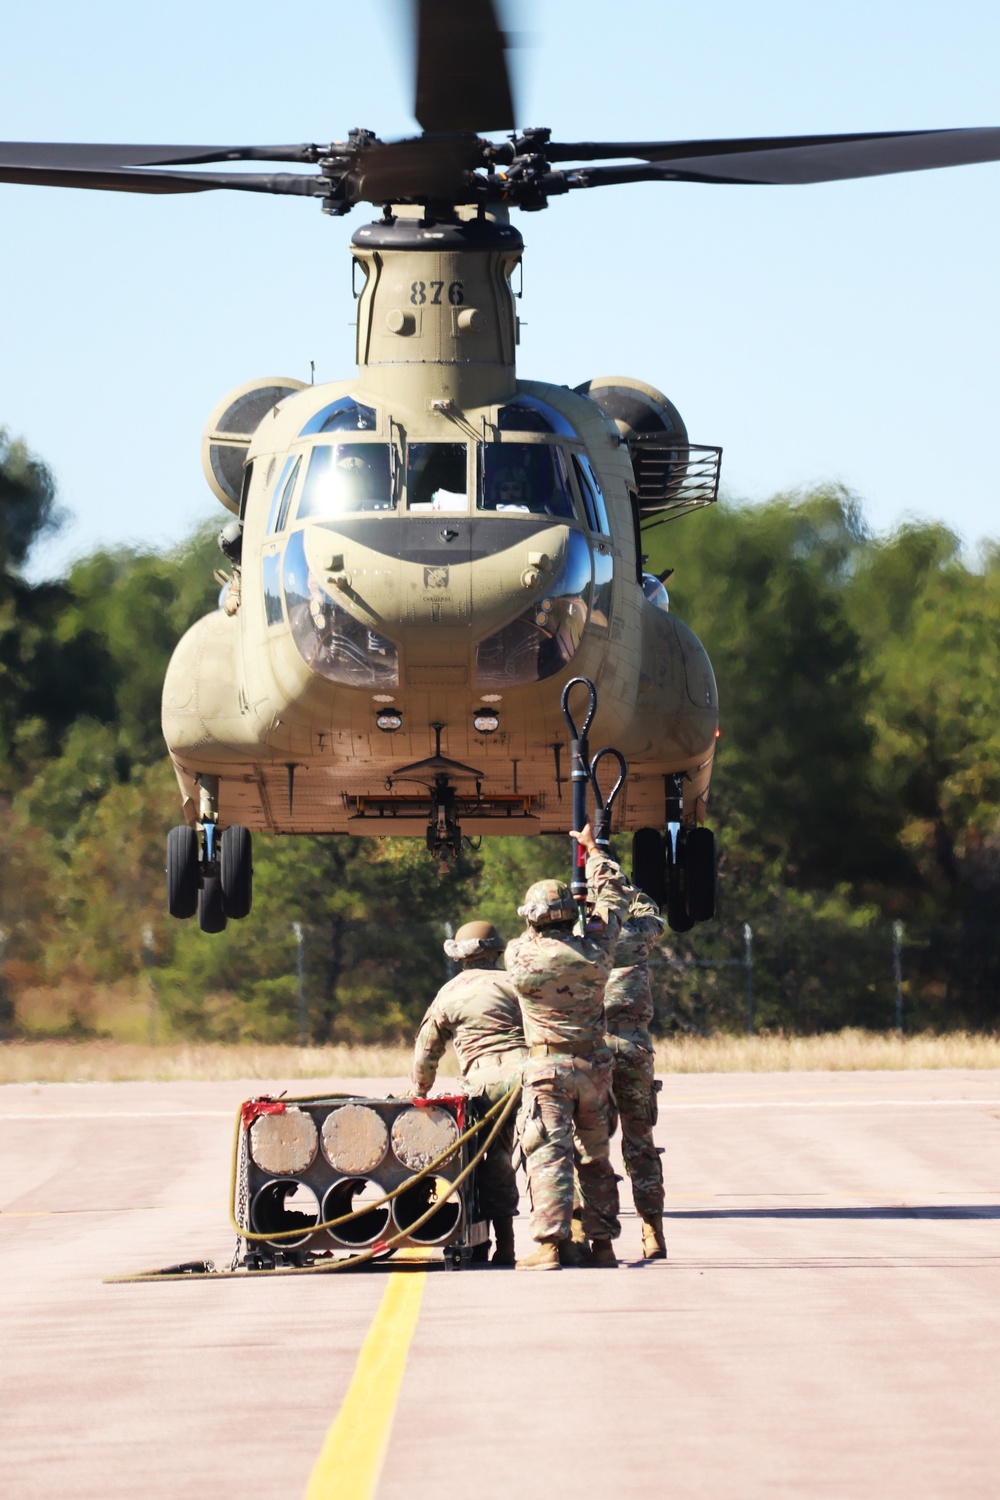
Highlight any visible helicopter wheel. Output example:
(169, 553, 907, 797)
(198, 876, 228, 934)
(166, 825, 199, 919)
(221, 825, 253, 920)
(665, 832, 694, 934)
(631, 828, 666, 908)
(686, 827, 717, 923)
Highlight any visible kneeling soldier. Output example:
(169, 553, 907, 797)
(410, 921, 526, 1266)
(505, 825, 636, 1271)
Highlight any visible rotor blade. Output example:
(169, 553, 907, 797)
(0, 141, 323, 171)
(0, 162, 328, 196)
(414, 0, 515, 133)
(547, 127, 1000, 184)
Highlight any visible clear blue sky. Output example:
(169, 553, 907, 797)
(2, 0, 1000, 579)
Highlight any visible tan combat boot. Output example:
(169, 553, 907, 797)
(589, 1237, 618, 1268)
(516, 1237, 562, 1271)
(492, 1218, 516, 1267)
(558, 1237, 589, 1268)
(641, 1214, 667, 1260)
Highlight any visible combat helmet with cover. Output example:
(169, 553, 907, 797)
(444, 920, 505, 963)
(518, 879, 577, 927)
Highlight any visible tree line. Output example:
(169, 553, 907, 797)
(1, 424, 998, 1040)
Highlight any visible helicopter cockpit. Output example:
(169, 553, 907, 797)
(258, 389, 620, 690)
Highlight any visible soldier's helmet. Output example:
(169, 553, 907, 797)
(518, 879, 577, 927)
(443, 920, 505, 962)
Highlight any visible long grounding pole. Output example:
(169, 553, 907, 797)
(743, 922, 754, 1034)
(142, 924, 156, 1046)
(293, 922, 306, 1048)
(561, 679, 598, 936)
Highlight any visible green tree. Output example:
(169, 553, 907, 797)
(645, 487, 906, 898)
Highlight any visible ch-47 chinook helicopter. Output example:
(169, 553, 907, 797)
(5, 0, 1000, 936)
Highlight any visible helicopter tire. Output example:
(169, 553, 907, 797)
(665, 833, 694, 934)
(631, 828, 666, 908)
(198, 876, 228, 934)
(686, 827, 717, 923)
(166, 825, 199, 920)
(221, 825, 253, 920)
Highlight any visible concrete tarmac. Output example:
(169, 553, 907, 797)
(1, 1068, 998, 1499)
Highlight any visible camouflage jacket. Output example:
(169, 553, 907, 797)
(504, 850, 636, 1049)
(604, 890, 665, 1042)
(411, 963, 526, 1094)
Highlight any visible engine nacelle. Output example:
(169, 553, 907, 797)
(576, 376, 720, 522)
(575, 374, 688, 447)
(201, 376, 307, 513)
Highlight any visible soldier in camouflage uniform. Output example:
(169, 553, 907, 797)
(505, 824, 637, 1271)
(604, 889, 668, 1258)
(409, 920, 526, 1266)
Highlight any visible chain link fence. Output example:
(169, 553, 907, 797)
(651, 916, 1000, 1036)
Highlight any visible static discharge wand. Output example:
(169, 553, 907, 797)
(561, 678, 629, 932)
(589, 746, 628, 854)
(561, 677, 597, 934)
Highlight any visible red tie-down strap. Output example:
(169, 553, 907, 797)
(410, 1093, 466, 1133)
(240, 1097, 287, 1130)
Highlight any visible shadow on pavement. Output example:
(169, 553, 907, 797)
(664, 1205, 1000, 1220)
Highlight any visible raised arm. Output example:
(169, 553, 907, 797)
(571, 823, 638, 930)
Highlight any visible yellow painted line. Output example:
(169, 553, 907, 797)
(303, 1272, 425, 1500)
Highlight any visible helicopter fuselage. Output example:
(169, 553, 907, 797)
(162, 215, 719, 845)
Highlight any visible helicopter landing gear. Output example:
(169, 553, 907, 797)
(166, 825, 199, 919)
(426, 775, 462, 871)
(685, 826, 717, 923)
(198, 875, 227, 934)
(666, 825, 717, 931)
(165, 815, 253, 929)
(220, 824, 253, 920)
(631, 827, 666, 908)
(632, 824, 717, 932)
(665, 827, 695, 934)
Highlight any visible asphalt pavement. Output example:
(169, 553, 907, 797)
(2, 1068, 998, 1499)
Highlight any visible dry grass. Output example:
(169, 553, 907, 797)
(0, 1042, 415, 1085)
(653, 1029, 1000, 1073)
(0, 1030, 998, 1084)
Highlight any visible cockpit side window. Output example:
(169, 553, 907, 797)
(274, 456, 302, 533)
(297, 443, 394, 519)
(573, 453, 610, 536)
(238, 460, 254, 522)
(406, 443, 468, 511)
(266, 455, 299, 534)
(479, 443, 576, 519)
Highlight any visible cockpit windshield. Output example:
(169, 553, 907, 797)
(297, 443, 394, 519)
(406, 443, 467, 511)
(479, 443, 576, 518)
(283, 530, 398, 688)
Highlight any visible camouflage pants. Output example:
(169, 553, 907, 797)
(612, 1042, 664, 1215)
(465, 1053, 525, 1221)
(516, 1056, 620, 1243)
